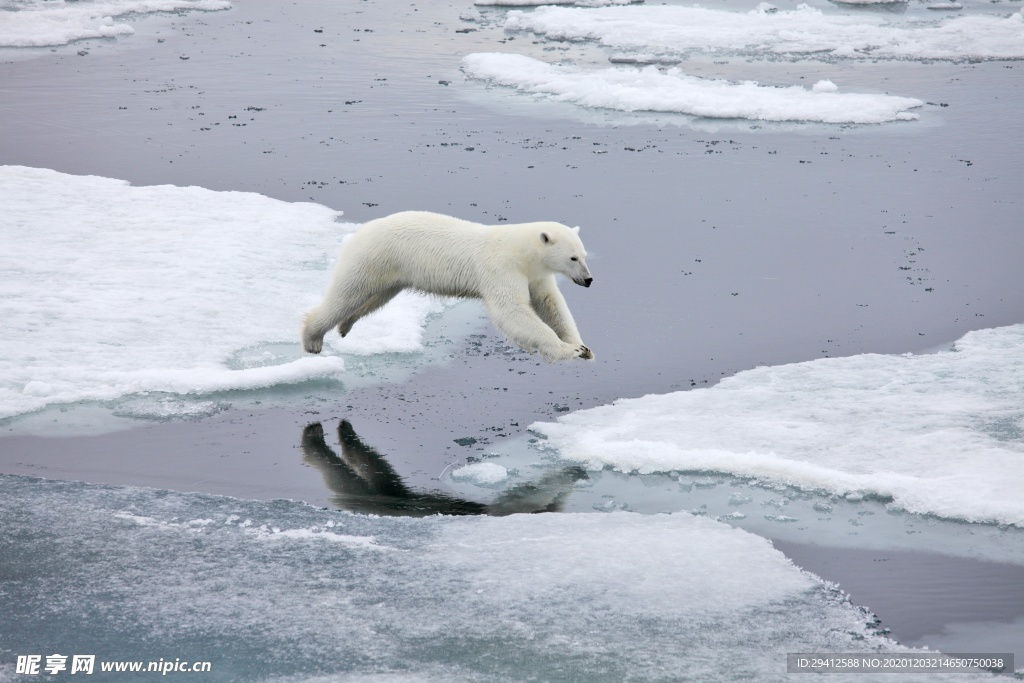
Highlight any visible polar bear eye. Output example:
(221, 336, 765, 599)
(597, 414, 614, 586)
(570, 256, 578, 262)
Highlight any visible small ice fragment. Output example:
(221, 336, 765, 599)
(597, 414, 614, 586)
(728, 493, 753, 506)
(450, 462, 509, 485)
(764, 514, 798, 523)
(812, 79, 838, 93)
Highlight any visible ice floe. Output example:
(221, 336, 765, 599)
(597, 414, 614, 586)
(533, 324, 1024, 526)
(0, 166, 444, 421)
(0, 0, 231, 48)
(503, 4, 1024, 61)
(1, 473, 984, 682)
(462, 52, 923, 123)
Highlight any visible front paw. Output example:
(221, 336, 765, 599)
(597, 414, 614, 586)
(577, 345, 594, 360)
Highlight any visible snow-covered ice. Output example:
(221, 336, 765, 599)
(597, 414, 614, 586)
(462, 53, 922, 123)
(467, 3, 1022, 123)
(0, 166, 446, 421)
(0, 473, 986, 682)
(533, 324, 1024, 527)
(0, 0, 231, 48)
(503, 4, 1024, 61)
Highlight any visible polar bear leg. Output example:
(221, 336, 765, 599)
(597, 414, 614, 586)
(302, 307, 333, 354)
(302, 276, 401, 353)
(530, 276, 583, 345)
(336, 286, 403, 337)
(484, 288, 588, 362)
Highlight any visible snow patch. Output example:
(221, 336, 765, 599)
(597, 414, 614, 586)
(533, 324, 1024, 526)
(0, 166, 443, 420)
(503, 4, 1024, 61)
(462, 53, 921, 123)
(0, 0, 231, 48)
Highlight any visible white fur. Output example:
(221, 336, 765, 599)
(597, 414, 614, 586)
(302, 211, 594, 362)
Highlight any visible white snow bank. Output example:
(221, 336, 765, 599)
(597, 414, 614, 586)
(0, 166, 443, 419)
(0, 0, 231, 48)
(504, 4, 1024, 61)
(462, 52, 922, 123)
(533, 324, 1024, 526)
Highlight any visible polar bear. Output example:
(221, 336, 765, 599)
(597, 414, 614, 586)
(302, 211, 594, 362)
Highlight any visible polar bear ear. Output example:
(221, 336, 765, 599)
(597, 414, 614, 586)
(572, 226, 580, 234)
(541, 232, 551, 244)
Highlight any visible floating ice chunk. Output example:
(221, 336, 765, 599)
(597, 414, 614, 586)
(765, 514, 799, 523)
(462, 53, 922, 123)
(450, 461, 510, 485)
(812, 79, 838, 92)
(111, 396, 230, 421)
(5, 473, 967, 681)
(0, 166, 443, 420)
(504, 4, 1024, 61)
(927, 3, 964, 9)
(0, 0, 232, 48)
(533, 324, 1024, 527)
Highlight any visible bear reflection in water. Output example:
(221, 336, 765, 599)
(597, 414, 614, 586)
(301, 421, 587, 516)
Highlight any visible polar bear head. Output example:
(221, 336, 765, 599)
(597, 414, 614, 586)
(537, 224, 593, 287)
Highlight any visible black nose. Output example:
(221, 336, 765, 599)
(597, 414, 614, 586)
(584, 277, 593, 287)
